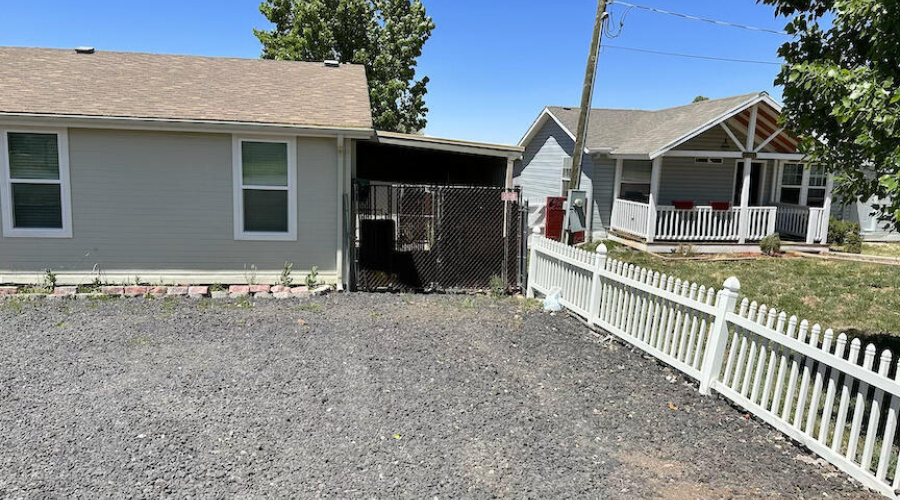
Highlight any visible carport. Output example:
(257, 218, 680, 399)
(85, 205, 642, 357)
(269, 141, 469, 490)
(351, 132, 525, 291)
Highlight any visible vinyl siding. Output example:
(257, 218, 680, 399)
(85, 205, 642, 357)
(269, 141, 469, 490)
(590, 154, 615, 235)
(515, 117, 598, 233)
(658, 157, 735, 206)
(0, 128, 338, 278)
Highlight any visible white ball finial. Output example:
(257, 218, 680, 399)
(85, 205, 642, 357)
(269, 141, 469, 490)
(595, 242, 608, 256)
(532, 226, 542, 235)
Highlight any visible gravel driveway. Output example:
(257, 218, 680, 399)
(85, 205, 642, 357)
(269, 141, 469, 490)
(0, 293, 879, 498)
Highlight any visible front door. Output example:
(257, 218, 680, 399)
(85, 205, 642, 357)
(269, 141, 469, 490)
(734, 161, 763, 206)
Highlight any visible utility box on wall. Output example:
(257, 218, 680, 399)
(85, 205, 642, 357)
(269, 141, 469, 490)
(545, 196, 584, 243)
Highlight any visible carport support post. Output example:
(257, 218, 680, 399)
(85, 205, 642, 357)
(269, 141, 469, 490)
(698, 277, 741, 395)
(588, 243, 607, 320)
(526, 227, 541, 298)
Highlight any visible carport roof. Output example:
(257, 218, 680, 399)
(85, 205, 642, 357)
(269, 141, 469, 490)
(376, 131, 523, 159)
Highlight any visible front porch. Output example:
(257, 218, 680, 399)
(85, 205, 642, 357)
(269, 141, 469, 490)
(605, 97, 833, 252)
(610, 199, 829, 247)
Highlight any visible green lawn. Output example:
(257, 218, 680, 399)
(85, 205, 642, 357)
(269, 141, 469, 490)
(584, 241, 900, 339)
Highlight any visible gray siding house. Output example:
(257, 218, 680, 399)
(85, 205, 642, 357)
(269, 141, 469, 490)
(0, 47, 373, 285)
(516, 92, 897, 251)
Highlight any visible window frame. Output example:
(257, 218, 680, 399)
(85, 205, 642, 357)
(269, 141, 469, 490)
(777, 162, 828, 207)
(0, 128, 73, 238)
(232, 136, 298, 241)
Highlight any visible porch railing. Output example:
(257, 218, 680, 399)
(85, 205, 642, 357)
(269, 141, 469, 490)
(775, 204, 828, 244)
(610, 199, 650, 239)
(611, 199, 821, 244)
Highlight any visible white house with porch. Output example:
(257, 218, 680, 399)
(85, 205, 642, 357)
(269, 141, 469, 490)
(515, 92, 836, 253)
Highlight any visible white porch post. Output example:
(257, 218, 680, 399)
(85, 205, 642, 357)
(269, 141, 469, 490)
(816, 173, 836, 243)
(737, 105, 758, 244)
(646, 156, 662, 242)
(613, 158, 623, 200)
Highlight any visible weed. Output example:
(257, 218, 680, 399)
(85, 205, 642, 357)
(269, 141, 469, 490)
(298, 303, 323, 313)
(77, 278, 102, 294)
(489, 274, 507, 297)
(244, 264, 258, 285)
(306, 266, 319, 288)
(519, 297, 543, 312)
(230, 295, 253, 309)
(42, 268, 57, 290)
(209, 283, 227, 292)
(126, 334, 157, 347)
(54, 321, 66, 328)
(279, 262, 294, 287)
(3, 298, 23, 315)
(369, 310, 382, 319)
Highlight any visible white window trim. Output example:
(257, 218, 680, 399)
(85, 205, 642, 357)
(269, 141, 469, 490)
(0, 128, 73, 238)
(232, 136, 298, 241)
(778, 162, 824, 207)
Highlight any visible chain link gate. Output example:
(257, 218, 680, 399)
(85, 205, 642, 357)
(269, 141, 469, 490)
(352, 183, 526, 292)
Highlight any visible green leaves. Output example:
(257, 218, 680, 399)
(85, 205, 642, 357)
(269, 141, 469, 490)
(760, 0, 900, 232)
(255, 0, 434, 133)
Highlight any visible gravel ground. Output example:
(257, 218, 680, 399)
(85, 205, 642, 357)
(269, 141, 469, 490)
(0, 293, 880, 499)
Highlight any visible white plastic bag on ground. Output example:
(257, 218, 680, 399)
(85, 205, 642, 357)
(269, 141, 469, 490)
(543, 287, 563, 312)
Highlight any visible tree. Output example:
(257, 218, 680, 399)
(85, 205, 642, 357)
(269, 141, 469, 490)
(255, 0, 435, 133)
(760, 0, 900, 230)
(692, 95, 710, 103)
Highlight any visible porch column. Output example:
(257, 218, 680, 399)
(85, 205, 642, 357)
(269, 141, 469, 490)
(646, 156, 662, 242)
(737, 105, 758, 244)
(816, 173, 836, 243)
(613, 158, 623, 200)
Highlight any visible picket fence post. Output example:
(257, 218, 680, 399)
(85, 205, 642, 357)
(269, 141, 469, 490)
(526, 227, 541, 298)
(698, 276, 741, 395)
(588, 243, 608, 320)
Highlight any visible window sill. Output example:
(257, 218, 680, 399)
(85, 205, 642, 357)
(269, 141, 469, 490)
(2, 228, 72, 238)
(234, 231, 297, 242)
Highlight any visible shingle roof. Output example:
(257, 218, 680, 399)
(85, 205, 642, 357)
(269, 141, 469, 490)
(0, 47, 373, 130)
(547, 92, 764, 155)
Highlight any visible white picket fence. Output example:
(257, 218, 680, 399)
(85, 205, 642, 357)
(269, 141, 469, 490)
(527, 235, 900, 498)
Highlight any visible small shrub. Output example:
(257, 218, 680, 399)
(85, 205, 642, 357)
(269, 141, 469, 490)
(279, 262, 294, 287)
(489, 274, 507, 297)
(306, 266, 319, 288)
(759, 234, 781, 256)
(828, 217, 861, 245)
(673, 244, 696, 258)
(845, 231, 863, 254)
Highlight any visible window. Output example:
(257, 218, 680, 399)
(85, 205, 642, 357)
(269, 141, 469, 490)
(778, 162, 829, 207)
(694, 158, 724, 164)
(619, 161, 651, 203)
(779, 162, 803, 205)
(0, 129, 72, 238)
(807, 165, 827, 207)
(560, 158, 572, 196)
(233, 137, 297, 240)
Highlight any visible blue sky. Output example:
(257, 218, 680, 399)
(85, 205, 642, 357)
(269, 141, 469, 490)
(1, 0, 790, 145)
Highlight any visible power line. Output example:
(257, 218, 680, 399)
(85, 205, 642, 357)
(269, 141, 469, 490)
(609, 1, 791, 36)
(603, 44, 783, 65)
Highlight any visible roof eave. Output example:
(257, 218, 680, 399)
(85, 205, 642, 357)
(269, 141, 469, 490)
(376, 131, 523, 159)
(0, 112, 376, 138)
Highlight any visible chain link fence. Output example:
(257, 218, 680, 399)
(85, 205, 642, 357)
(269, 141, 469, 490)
(352, 183, 527, 292)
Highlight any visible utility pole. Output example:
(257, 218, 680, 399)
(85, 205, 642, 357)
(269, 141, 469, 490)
(563, 0, 608, 244)
(569, 0, 608, 193)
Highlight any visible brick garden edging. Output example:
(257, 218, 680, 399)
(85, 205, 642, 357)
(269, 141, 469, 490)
(0, 284, 332, 301)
